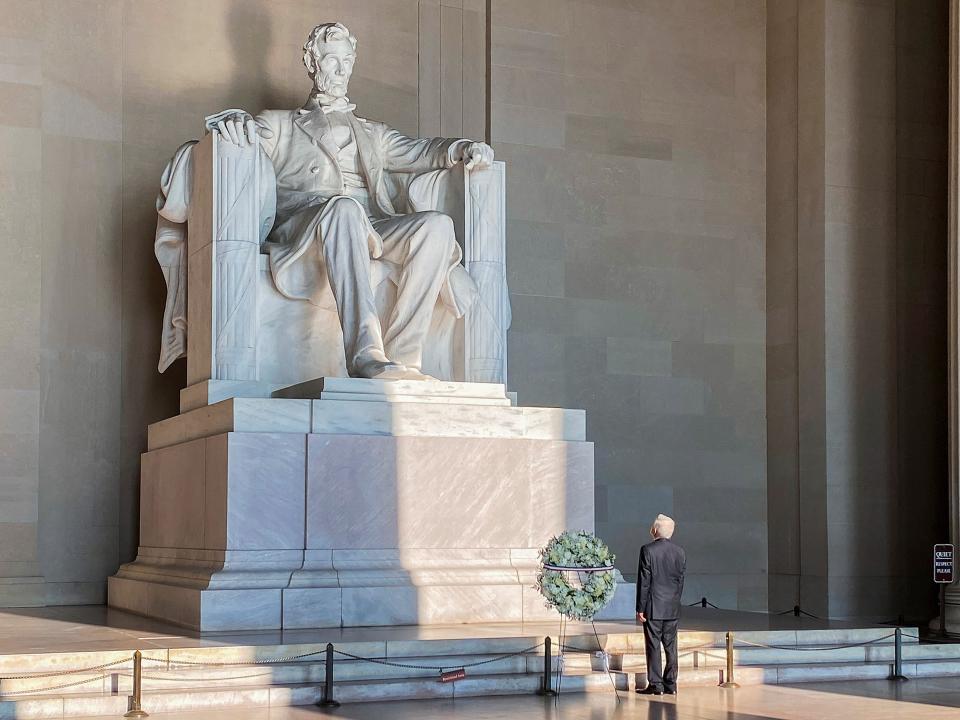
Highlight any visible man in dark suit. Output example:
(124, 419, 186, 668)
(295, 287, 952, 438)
(636, 514, 686, 696)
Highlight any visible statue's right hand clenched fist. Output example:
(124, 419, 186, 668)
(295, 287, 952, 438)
(205, 110, 274, 146)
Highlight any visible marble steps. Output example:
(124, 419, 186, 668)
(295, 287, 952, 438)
(644, 657, 960, 686)
(560, 627, 917, 654)
(0, 670, 627, 718)
(560, 642, 950, 677)
(0, 628, 947, 717)
(4, 641, 944, 697)
(0, 653, 536, 695)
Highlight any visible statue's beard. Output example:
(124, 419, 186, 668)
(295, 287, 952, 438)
(315, 74, 350, 98)
(306, 74, 356, 114)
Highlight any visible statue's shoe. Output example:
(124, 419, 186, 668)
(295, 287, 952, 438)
(395, 368, 437, 382)
(354, 359, 409, 380)
(353, 359, 437, 382)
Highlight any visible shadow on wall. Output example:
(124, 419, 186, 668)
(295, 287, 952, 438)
(119, 0, 281, 571)
(119, 2, 425, 568)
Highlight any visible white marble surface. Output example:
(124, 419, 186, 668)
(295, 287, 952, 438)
(305, 435, 593, 550)
(111, 426, 611, 630)
(309, 401, 585, 439)
(157, 22, 508, 386)
(147, 395, 584, 451)
(180, 380, 284, 413)
(138, 433, 307, 550)
(274, 376, 511, 404)
(147, 398, 311, 450)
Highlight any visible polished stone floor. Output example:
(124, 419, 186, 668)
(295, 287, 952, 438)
(66, 679, 960, 719)
(0, 605, 900, 655)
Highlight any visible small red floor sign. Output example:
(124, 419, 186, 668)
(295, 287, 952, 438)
(440, 668, 466, 683)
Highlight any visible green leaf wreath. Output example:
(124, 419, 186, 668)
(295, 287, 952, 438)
(536, 530, 617, 621)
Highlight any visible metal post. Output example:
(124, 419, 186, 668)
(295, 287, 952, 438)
(941, 584, 948, 637)
(719, 632, 739, 689)
(888, 627, 909, 681)
(123, 650, 149, 718)
(536, 636, 557, 696)
(316, 643, 340, 708)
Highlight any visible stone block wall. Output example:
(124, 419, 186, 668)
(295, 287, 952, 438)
(491, 0, 770, 611)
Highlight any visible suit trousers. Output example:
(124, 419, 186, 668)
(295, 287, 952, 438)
(318, 197, 457, 373)
(643, 618, 679, 691)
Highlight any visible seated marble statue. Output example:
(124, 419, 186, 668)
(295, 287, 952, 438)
(208, 22, 493, 381)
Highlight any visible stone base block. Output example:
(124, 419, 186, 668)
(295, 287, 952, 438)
(110, 574, 637, 632)
(110, 425, 637, 630)
(147, 394, 584, 451)
(0, 576, 45, 607)
(108, 576, 283, 631)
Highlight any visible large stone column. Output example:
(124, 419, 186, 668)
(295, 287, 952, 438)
(945, 0, 960, 631)
(768, 0, 948, 620)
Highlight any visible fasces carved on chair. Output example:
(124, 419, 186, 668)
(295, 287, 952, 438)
(154, 21, 509, 403)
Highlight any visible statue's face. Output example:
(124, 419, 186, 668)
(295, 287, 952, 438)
(313, 39, 355, 97)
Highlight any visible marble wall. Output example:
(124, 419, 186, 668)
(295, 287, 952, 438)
(0, 0, 46, 606)
(491, 0, 770, 610)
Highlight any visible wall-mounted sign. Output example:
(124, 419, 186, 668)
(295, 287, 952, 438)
(935, 544, 954, 584)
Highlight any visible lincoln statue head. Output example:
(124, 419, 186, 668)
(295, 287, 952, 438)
(302, 22, 357, 100)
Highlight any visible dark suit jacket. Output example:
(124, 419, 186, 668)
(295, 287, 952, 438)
(636, 538, 686, 620)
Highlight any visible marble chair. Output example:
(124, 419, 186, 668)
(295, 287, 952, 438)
(154, 129, 510, 411)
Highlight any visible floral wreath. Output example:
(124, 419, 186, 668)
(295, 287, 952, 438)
(535, 530, 617, 621)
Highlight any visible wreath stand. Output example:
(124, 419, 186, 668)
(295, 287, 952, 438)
(541, 563, 621, 703)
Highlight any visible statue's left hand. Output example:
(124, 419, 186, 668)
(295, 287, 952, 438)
(462, 141, 494, 171)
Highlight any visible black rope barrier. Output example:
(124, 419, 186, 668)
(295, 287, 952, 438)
(0, 624, 931, 701)
(0, 673, 115, 698)
(332, 642, 545, 673)
(734, 633, 896, 651)
(140, 649, 327, 667)
(0, 657, 131, 680)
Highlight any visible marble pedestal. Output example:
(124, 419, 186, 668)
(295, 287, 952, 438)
(109, 379, 635, 630)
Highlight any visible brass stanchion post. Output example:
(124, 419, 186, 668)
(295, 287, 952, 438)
(316, 643, 340, 708)
(719, 632, 739, 689)
(124, 650, 149, 718)
(535, 636, 557, 696)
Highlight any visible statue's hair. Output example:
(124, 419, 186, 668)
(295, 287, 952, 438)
(651, 514, 675, 539)
(303, 22, 357, 76)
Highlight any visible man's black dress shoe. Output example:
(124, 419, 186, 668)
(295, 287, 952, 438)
(636, 686, 663, 695)
(664, 689, 677, 695)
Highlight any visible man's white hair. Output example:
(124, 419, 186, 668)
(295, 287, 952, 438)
(651, 513, 675, 539)
(303, 22, 357, 77)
